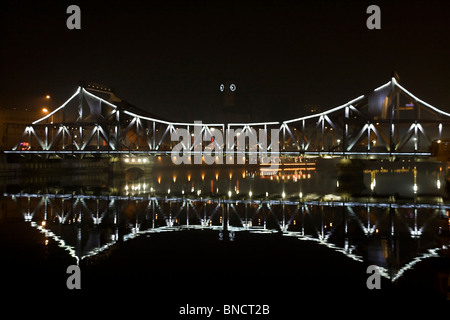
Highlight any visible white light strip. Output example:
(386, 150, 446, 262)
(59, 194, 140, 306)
(284, 95, 365, 124)
(32, 87, 81, 124)
(123, 110, 223, 127)
(123, 110, 171, 124)
(392, 78, 450, 118)
(374, 80, 392, 92)
(82, 88, 118, 109)
(228, 121, 279, 126)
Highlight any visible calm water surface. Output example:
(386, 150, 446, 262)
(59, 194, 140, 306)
(1, 157, 449, 304)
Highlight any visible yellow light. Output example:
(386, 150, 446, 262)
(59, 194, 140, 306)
(41, 221, 46, 227)
(45, 95, 51, 99)
(173, 176, 177, 183)
(42, 107, 49, 113)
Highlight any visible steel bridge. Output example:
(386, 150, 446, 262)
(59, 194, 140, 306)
(4, 191, 448, 281)
(5, 76, 450, 160)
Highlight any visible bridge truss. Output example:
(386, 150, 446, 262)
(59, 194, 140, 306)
(6, 77, 450, 159)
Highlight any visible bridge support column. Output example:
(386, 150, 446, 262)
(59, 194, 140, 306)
(336, 158, 365, 194)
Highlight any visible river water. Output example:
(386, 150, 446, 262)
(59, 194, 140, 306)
(1, 157, 449, 309)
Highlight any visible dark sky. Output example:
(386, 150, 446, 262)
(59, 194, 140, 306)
(1, 0, 449, 122)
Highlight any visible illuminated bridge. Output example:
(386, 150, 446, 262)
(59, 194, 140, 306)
(5, 76, 450, 160)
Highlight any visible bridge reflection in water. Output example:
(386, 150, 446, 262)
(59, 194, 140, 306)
(4, 190, 449, 283)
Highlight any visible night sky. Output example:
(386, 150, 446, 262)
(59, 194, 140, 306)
(1, 0, 449, 122)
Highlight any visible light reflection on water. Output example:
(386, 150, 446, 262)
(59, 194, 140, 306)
(114, 158, 449, 201)
(1, 158, 449, 285)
